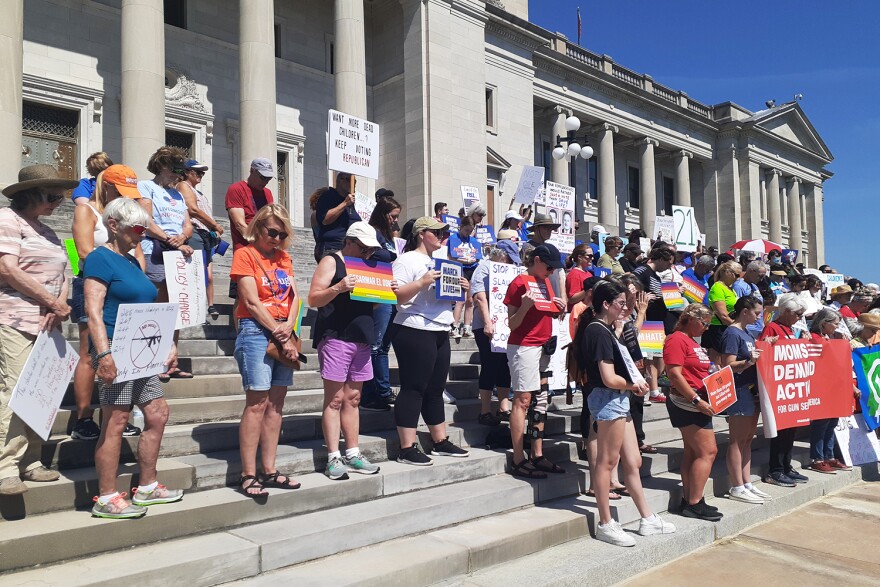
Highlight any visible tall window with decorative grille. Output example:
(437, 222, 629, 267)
(165, 130, 194, 158)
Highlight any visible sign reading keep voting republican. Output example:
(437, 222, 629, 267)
(328, 110, 380, 180)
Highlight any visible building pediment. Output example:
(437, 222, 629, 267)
(745, 103, 832, 163)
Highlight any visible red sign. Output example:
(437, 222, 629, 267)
(756, 339, 854, 434)
(703, 365, 736, 413)
(523, 276, 556, 313)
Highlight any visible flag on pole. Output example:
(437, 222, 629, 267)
(577, 7, 582, 45)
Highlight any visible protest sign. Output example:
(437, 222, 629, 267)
(353, 191, 375, 222)
(852, 344, 880, 431)
(345, 257, 396, 304)
(756, 339, 854, 436)
(111, 303, 179, 383)
(681, 274, 708, 304)
(442, 214, 460, 232)
(653, 215, 675, 243)
(834, 415, 880, 466)
(488, 262, 525, 352)
(523, 276, 556, 313)
(781, 249, 798, 266)
(822, 273, 845, 300)
(593, 267, 611, 278)
(447, 233, 480, 265)
(475, 225, 496, 246)
(661, 283, 685, 310)
(64, 238, 80, 276)
(514, 166, 545, 205)
(461, 185, 480, 210)
(543, 181, 576, 254)
(9, 329, 78, 441)
(435, 259, 465, 302)
(394, 237, 406, 256)
(292, 295, 305, 338)
(703, 365, 736, 413)
(163, 250, 207, 330)
(617, 341, 647, 385)
(639, 237, 651, 255)
(672, 205, 700, 252)
(328, 110, 380, 179)
(638, 321, 666, 357)
(533, 187, 546, 207)
(548, 316, 571, 392)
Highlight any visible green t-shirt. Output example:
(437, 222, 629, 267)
(708, 281, 737, 326)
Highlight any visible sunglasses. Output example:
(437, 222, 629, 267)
(45, 193, 65, 204)
(354, 241, 378, 257)
(428, 229, 450, 239)
(128, 224, 148, 235)
(265, 228, 289, 240)
(191, 170, 205, 177)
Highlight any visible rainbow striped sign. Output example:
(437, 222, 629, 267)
(661, 282, 685, 310)
(681, 274, 708, 304)
(638, 321, 666, 356)
(344, 257, 397, 304)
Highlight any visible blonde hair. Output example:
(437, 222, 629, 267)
(93, 170, 108, 212)
(676, 303, 711, 331)
(244, 204, 293, 250)
(713, 261, 742, 283)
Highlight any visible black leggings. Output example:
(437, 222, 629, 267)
(630, 393, 645, 445)
(769, 426, 798, 474)
(392, 325, 451, 428)
(473, 329, 511, 391)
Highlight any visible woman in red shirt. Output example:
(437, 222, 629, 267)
(565, 244, 594, 312)
(663, 304, 720, 522)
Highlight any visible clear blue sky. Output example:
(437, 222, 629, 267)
(529, 0, 879, 283)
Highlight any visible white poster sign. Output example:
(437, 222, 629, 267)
(835, 414, 880, 466)
(548, 316, 571, 392)
(672, 205, 700, 252)
(327, 109, 380, 180)
(639, 237, 652, 255)
(653, 215, 675, 243)
(514, 166, 545, 205)
(353, 191, 376, 223)
(617, 340, 647, 385)
(9, 330, 79, 441)
(163, 251, 207, 330)
(461, 185, 480, 210)
(488, 262, 526, 352)
(544, 180, 576, 254)
(111, 303, 179, 383)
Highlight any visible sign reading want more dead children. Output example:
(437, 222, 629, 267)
(328, 110, 380, 180)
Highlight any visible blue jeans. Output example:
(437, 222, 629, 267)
(362, 304, 394, 402)
(809, 418, 837, 461)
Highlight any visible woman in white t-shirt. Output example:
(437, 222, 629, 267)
(391, 217, 470, 466)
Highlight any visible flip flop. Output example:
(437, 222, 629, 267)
(639, 444, 659, 454)
(612, 486, 631, 497)
(167, 370, 194, 379)
(585, 489, 621, 500)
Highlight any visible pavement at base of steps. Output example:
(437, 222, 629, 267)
(619, 480, 880, 587)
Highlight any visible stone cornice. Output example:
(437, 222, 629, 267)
(485, 18, 549, 51)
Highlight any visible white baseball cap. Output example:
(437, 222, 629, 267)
(504, 210, 524, 222)
(250, 157, 275, 178)
(345, 221, 381, 249)
(592, 224, 607, 234)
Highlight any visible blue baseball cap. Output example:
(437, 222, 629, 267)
(185, 159, 208, 171)
(496, 239, 521, 265)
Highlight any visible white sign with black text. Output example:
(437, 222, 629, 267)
(489, 262, 526, 352)
(111, 303, 179, 383)
(328, 109, 380, 179)
(163, 251, 207, 330)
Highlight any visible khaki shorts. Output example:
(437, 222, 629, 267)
(506, 344, 551, 393)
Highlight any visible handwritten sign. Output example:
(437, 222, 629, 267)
(461, 185, 480, 210)
(435, 259, 464, 302)
(163, 250, 206, 330)
(345, 257, 396, 304)
(834, 415, 880, 466)
(544, 181, 576, 254)
(661, 282, 685, 310)
(523, 276, 556, 313)
(637, 321, 666, 357)
(353, 191, 376, 223)
(328, 109, 380, 179)
(617, 341, 647, 385)
(639, 238, 651, 255)
(703, 365, 736, 413)
(9, 330, 79, 441)
(489, 262, 525, 352)
(110, 303, 178, 383)
(681, 274, 708, 305)
(514, 166, 545, 205)
(673, 205, 700, 252)
(653, 215, 675, 243)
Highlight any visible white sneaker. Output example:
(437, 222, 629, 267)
(745, 485, 773, 500)
(461, 324, 473, 338)
(728, 486, 764, 504)
(637, 515, 676, 536)
(596, 520, 635, 547)
(442, 389, 456, 404)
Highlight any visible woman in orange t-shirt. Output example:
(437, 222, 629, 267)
(230, 204, 301, 497)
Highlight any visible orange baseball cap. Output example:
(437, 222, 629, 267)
(102, 164, 140, 199)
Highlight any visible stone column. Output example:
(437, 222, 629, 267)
(550, 107, 570, 186)
(674, 150, 692, 206)
(121, 0, 166, 178)
(596, 123, 617, 228)
(808, 183, 825, 266)
(766, 169, 782, 244)
(787, 177, 802, 252)
(239, 0, 277, 191)
(638, 137, 658, 232)
(0, 0, 22, 191)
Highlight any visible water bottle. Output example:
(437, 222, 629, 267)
(708, 361, 719, 374)
(131, 406, 145, 431)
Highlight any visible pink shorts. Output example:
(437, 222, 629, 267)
(317, 338, 373, 383)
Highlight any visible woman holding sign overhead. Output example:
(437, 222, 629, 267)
(392, 217, 470, 466)
(308, 222, 383, 480)
(84, 198, 183, 518)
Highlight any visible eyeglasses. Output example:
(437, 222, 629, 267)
(699, 320, 711, 328)
(127, 224, 148, 235)
(265, 228, 289, 240)
(428, 229, 450, 239)
(354, 240, 378, 257)
(611, 299, 628, 307)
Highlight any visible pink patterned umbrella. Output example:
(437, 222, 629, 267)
(728, 239, 783, 254)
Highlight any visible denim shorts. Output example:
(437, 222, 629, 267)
(71, 276, 88, 324)
(587, 386, 631, 421)
(727, 385, 759, 417)
(233, 318, 294, 391)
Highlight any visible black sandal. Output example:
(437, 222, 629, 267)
(208, 305, 219, 320)
(260, 471, 301, 490)
(530, 456, 566, 474)
(509, 459, 548, 479)
(239, 475, 268, 498)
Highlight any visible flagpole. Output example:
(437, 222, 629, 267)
(577, 7, 582, 46)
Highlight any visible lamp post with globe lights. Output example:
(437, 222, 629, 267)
(552, 115, 594, 162)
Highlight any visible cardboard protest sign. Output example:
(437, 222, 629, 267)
(543, 181, 576, 254)
(637, 321, 666, 357)
(852, 344, 880, 431)
(523, 275, 556, 313)
(488, 262, 525, 352)
(702, 365, 736, 413)
(834, 415, 880, 466)
(661, 282, 685, 310)
(461, 185, 480, 210)
(514, 166, 545, 205)
(672, 205, 700, 252)
(441, 214, 460, 232)
(9, 330, 79, 441)
(435, 259, 465, 302)
(111, 303, 179, 383)
(328, 110, 380, 179)
(681, 274, 708, 304)
(756, 339, 855, 436)
(163, 250, 207, 330)
(345, 257, 396, 304)
(64, 238, 80, 276)
(653, 215, 675, 243)
(353, 191, 375, 222)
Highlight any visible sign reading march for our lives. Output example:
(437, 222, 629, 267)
(441, 214, 460, 232)
(756, 338, 854, 436)
(9, 329, 79, 441)
(852, 344, 880, 431)
(514, 165, 545, 205)
(327, 109, 380, 180)
(435, 259, 465, 302)
(474, 225, 496, 247)
(488, 261, 525, 352)
(111, 303, 179, 384)
(672, 205, 701, 253)
(344, 257, 397, 304)
(543, 180, 576, 254)
(163, 250, 207, 330)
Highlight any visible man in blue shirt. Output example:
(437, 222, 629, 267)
(732, 260, 767, 336)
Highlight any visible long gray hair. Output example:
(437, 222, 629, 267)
(809, 307, 841, 334)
